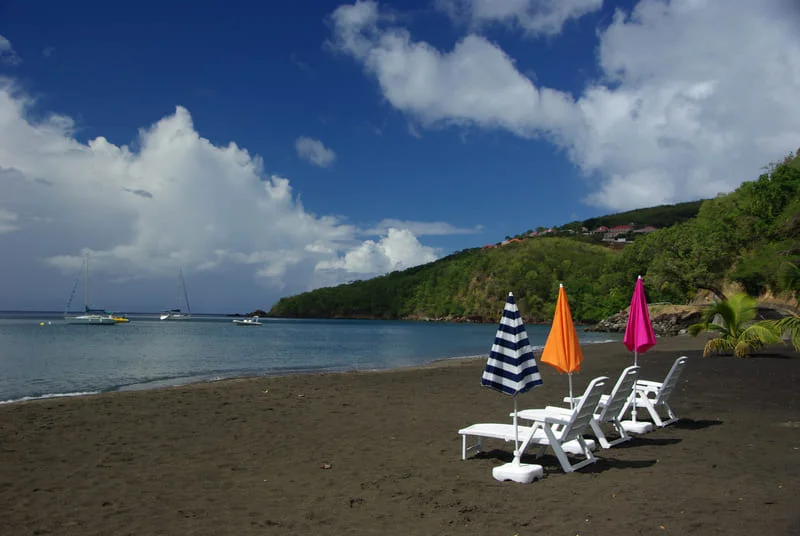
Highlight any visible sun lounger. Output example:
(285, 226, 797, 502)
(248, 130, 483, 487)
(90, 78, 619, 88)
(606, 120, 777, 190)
(546, 366, 640, 448)
(625, 356, 688, 428)
(459, 376, 609, 473)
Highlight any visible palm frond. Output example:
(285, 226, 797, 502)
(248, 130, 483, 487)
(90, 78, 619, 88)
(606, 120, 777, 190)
(776, 314, 800, 351)
(703, 337, 735, 357)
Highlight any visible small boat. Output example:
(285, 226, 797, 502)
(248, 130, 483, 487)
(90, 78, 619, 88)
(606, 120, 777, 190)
(233, 315, 263, 326)
(64, 254, 116, 326)
(111, 314, 130, 323)
(160, 269, 192, 320)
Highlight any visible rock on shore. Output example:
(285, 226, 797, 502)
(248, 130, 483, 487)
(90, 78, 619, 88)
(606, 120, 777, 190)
(587, 305, 703, 336)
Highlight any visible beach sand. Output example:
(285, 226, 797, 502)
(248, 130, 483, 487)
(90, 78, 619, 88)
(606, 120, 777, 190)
(1, 336, 798, 535)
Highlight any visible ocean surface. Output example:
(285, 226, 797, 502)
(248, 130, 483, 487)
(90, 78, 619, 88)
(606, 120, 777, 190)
(0, 312, 621, 403)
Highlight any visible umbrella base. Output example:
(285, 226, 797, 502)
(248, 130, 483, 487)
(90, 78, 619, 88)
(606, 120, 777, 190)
(492, 462, 543, 484)
(621, 420, 654, 434)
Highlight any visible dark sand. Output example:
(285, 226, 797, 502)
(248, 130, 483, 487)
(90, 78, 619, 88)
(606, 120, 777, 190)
(1, 336, 799, 535)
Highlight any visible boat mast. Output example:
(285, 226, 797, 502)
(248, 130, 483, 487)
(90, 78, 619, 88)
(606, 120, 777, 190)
(180, 269, 191, 315)
(84, 253, 89, 312)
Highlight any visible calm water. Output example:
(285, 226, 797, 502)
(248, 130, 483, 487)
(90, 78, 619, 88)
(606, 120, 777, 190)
(0, 313, 621, 403)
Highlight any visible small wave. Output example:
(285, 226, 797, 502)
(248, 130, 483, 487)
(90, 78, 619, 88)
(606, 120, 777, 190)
(0, 390, 100, 405)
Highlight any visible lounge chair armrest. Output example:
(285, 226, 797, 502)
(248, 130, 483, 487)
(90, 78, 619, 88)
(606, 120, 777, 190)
(515, 409, 569, 426)
(636, 379, 663, 388)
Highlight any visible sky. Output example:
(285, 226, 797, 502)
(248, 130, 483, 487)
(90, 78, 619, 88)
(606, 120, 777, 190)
(0, 0, 799, 313)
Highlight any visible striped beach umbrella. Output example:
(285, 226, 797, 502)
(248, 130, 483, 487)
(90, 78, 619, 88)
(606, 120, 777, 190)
(481, 292, 543, 464)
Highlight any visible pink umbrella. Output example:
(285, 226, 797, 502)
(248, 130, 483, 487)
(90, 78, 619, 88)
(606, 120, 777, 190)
(622, 275, 657, 432)
(623, 275, 657, 366)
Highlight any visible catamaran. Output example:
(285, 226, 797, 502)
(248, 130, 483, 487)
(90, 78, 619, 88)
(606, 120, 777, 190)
(160, 269, 192, 320)
(64, 254, 116, 325)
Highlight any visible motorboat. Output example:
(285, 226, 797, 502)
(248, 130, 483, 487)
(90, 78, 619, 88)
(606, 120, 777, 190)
(233, 315, 263, 326)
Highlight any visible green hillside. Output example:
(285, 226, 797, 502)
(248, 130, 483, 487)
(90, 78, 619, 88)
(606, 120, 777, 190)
(269, 150, 800, 323)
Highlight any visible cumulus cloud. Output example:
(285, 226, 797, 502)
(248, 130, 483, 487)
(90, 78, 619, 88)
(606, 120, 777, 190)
(0, 34, 22, 65)
(316, 228, 438, 275)
(0, 81, 448, 310)
(436, 0, 603, 36)
(295, 136, 337, 167)
(365, 219, 480, 236)
(330, 0, 800, 211)
(328, 1, 578, 137)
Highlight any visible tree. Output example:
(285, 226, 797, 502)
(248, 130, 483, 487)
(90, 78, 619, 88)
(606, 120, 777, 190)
(688, 293, 781, 357)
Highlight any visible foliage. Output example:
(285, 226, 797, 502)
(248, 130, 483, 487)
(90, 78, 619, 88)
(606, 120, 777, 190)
(687, 293, 782, 357)
(576, 200, 703, 231)
(268, 150, 800, 324)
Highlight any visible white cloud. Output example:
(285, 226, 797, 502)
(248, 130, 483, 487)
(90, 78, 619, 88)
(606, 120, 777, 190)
(0, 35, 21, 65)
(329, 2, 578, 136)
(0, 81, 446, 310)
(0, 207, 19, 233)
(295, 136, 337, 167)
(316, 228, 438, 275)
(330, 0, 800, 211)
(365, 219, 479, 236)
(437, 0, 603, 36)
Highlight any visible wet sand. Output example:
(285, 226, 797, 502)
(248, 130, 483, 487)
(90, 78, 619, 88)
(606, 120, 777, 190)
(1, 336, 798, 535)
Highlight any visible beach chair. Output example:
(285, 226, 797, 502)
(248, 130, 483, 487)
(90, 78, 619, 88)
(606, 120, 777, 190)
(459, 376, 608, 473)
(624, 356, 688, 428)
(541, 366, 640, 448)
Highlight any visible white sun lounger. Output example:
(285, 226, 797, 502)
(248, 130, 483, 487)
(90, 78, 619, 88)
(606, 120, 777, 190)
(625, 356, 689, 428)
(545, 366, 640, 448)
(459, 376, 609, 473)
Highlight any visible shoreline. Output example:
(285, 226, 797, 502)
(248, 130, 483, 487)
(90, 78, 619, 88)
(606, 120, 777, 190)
(1, 335, 798, 535)
(0, 333, 636, 406)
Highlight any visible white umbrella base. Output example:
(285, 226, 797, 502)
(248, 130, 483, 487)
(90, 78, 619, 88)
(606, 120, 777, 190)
(621, 420, 654, 434)
(492, 462, 543, 483)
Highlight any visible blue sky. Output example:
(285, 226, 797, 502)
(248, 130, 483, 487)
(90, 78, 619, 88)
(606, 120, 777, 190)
(0, 0, 798, 313)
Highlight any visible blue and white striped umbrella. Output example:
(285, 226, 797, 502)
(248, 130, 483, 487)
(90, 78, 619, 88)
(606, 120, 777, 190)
(480, 292, 543, 466)
(482, 292, 543, 395)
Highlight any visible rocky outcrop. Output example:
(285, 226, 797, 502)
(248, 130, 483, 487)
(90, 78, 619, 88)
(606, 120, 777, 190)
(588, 307, 703, 336)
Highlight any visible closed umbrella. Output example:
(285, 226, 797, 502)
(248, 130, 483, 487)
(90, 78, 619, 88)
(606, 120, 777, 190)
(540, 284, 584, 408)
(622, 275, 657, 433)
(481, 292, 544, 483)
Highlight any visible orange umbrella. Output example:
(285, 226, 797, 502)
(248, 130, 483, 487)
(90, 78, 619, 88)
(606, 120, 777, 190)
(540, 284, 584, 408)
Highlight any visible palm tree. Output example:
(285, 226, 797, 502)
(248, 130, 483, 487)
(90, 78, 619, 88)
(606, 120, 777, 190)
(688, 293, 781, 357)
(774, 260, 800, 351)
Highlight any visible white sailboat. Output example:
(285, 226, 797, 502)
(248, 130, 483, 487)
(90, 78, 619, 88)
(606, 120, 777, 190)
(160, 269, 192, 320)
(64, 254, 116, 325)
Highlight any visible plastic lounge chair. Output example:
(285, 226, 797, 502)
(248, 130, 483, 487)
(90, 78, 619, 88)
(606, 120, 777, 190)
(459, 376, 609, 473)
(625, 356, 688, 428)
(544, 366, 640, 448)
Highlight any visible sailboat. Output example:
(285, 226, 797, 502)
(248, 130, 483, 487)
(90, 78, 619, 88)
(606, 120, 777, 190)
(64, 254, 116, 325)
(160, 269, 192, 320)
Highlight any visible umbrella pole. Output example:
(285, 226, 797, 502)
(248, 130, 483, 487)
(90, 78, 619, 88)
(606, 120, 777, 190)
(512, 395, 520, 465)
(568, 372, 574, 410)
(632, 350, 639, 423)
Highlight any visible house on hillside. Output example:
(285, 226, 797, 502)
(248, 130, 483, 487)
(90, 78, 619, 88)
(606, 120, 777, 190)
(592, 225, 609, 234)
(634, 225, 658, 234)
(605, 224, 634, 239)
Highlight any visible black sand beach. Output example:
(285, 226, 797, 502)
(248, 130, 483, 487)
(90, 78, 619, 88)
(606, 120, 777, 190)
(1, 336, 798, 535)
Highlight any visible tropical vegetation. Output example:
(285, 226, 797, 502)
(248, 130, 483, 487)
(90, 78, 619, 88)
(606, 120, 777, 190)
(268, 150, 800, 328)
(687, 293, 782, 357)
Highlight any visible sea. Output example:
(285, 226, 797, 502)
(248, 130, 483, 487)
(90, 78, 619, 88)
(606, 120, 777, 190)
(0, 312, 621, 404)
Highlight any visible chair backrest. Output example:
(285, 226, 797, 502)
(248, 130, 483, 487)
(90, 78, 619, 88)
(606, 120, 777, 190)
(655, 356, 689, 404)
(597, 366, 639, 422)
(561, 376, 608, 442)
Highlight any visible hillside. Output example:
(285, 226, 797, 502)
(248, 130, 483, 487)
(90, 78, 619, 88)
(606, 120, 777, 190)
(269, 150, 800, 323)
